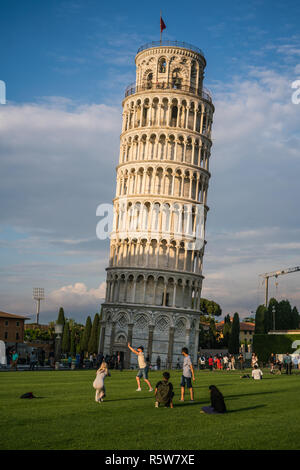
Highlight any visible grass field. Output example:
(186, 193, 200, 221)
(1, 368, 300, 450)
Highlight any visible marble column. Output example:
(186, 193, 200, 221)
(126, 323, 134, 368)
(147, 324, 155, 363)
(109, 322, 116, 355)
(167, 326, 175, 369)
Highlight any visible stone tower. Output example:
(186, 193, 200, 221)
(99, 40, 214, 368)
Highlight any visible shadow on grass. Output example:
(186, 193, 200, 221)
(225, 389, 286, 400)
(226, 404, 266, 413)
(104, 396, 154, 402)
(174, 400, 208, 407)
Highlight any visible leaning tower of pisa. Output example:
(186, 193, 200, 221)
(99, 40, 214, 368)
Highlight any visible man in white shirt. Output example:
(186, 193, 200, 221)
(252, 364, 263, 380)
(128, 343, 153, 392)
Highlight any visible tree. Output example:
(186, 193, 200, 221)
(264, 298, 278, 332)
(88, 314, 100, 354)
(278, 300, 294, 330)
(207, 318, 221, 348)
(61, 321, 70, 354)
(255, 305, 267, 334)
(292, 307, 300, 329)
(223, 314, 232, 346)
(81, 316, 92, 354)
(70, 328, 76, 357)
(198, 325, 207, 348)
(264, 298, 299, 331)
(200, 298, 222, 317)
(228, 312, 240, 354)
(57, 307, 65, 326)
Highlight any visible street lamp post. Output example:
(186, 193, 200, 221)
(54, 323, 63, 366)
(272, 306, 276, 331)
(33, 288, 45, 325)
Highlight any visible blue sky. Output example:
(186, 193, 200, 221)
(0, 0, 300, 323)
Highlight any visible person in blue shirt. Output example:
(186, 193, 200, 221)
(11, 350, 19, 371)
(284, 353, 292, 375)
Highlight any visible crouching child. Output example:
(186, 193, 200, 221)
(155, 372, 174, 408)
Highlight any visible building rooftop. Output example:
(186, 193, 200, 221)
(216, 318, 255, 332)
(0, 311, 30, 320)
(137, 40, 205, 59)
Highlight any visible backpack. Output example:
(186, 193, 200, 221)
(156, 381, 172, 404)
(20, 392, 36, 399)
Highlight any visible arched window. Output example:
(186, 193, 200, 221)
(172, 69, 182, 89)
(158, 57, 166, 73)
(171, 106, 178, 127)
(147, 73, 153, 89)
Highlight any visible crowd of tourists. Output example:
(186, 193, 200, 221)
(93, 344, 300, 412)
(196, 353, 247, 371)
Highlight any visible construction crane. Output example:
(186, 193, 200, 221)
(259, 266, 300, 307)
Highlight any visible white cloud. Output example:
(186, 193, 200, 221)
(49, 281, 106, 305)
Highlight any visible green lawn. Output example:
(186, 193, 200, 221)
(0, 368, 300, 450)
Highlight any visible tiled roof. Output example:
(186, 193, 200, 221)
(216, 319, 255, 331)
(0, 311, 30, 320)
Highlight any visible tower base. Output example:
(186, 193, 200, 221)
(99, 303, 200, 369)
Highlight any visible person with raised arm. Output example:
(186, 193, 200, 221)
(128, 343, 153, 392)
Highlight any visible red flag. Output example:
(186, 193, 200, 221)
(160, 17, 166, 33)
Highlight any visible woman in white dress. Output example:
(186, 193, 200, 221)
(93, 361, 109, 403)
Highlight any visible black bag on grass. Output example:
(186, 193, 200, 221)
(20, 392, 36, 399)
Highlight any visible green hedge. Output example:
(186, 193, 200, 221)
(253, 334, 300, 363)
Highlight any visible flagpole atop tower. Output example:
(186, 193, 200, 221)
(160, 12, 166, 44)
(160, 11, 162, 44)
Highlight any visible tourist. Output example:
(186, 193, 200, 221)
(223, 355, 229, 370)
(180, 347, 195, 402)
(29, 351, 37, 371)
(292, 355, 298, 370)
(117, 352, 123, 371)
(269, 353, 276, 373)
(155, 371, 174, 408)
(276, 358, 282, 374)
(200, 355, 206, 370)
(230, 355, 236, 370)
(80, 351, 84, 369)
(11, 350, 18, 371)
(251, 353, 258, 368)
(176, 357, 181, 369)
(89, 353, 94, 369)
(156, 355, 161, 370)
(284, 353, 292, 375)
(252, 364, 263, 380)
(238, 353, 244, 370)
(201, 385, 226, 414)
(93, 361, 110, 403)
(127, 343, 153, 392)
(49, 351, 55, 369)
(208, 355, 214, 371)
(67, 355, 72, 369)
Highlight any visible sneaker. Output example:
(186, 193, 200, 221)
(155, 401, 159, 408)
(136, 388, 141, 391)
(149, 388, 154, 392)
